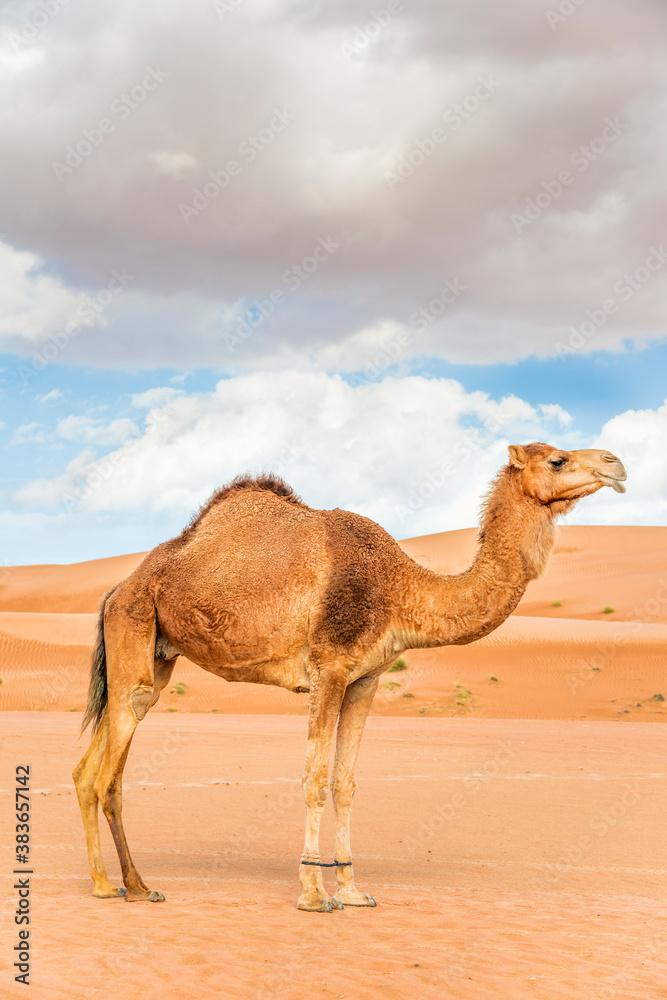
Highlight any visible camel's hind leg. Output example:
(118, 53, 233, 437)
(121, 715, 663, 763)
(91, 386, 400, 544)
(73, 715, 125, 898)
(93, 607, 170, 903)
(73, 656, 177, 899)
(331, 674, 378, 907)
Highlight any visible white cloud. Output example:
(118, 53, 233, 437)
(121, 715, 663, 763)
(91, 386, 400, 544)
(0, 241, 82, 345)
(14, 370, 624, 535)
(12, 421, 48, 444)
(572, 399, 667, 526)
(538, 403, 573, 427)
(148, 149, 199, 179)
(9, 413, 139, 448)
(130, 386, 183, 408)
(35, 388, 63, 403)
(55, 415, 139, 446)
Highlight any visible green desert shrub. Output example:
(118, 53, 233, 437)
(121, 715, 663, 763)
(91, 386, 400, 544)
(388, 657, 407, 672)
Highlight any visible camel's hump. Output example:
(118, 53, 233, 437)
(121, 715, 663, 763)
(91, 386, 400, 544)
(182, 473, 309, 537)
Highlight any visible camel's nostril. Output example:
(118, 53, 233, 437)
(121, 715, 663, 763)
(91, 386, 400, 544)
(602, 454, 619, 463)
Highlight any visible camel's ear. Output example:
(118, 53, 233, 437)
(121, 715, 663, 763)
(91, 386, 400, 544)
(508, 445, 527, 469)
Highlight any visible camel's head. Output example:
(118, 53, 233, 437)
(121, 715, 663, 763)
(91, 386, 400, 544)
(507, 442, 627, 510)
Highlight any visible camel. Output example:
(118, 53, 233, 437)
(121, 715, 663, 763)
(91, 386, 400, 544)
(73, 442, 626, 911)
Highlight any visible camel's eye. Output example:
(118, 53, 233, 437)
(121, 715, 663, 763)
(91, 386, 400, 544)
(549, 457, 567, 469)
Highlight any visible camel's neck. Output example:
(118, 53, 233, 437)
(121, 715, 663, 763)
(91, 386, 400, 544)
(401, 468, 558, 648)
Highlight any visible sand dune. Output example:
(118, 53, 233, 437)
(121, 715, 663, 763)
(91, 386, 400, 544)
(0, 552, 145, 614)
(0, 526, 665, 720)
(1, 600, 666, 721)
(401, 524, 667, 623)
(1, 525, 665, 623)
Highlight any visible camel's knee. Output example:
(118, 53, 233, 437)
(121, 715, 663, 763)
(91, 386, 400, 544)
(129, 685, 153, 722)
(96, 777, 121, 817)
(73, 759, 92, 788)
(73, 726, 107, 786)
(332, 778, 356, 810)
(303, 776, 329, 810)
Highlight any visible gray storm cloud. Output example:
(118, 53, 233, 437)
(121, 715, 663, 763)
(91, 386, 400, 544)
(1, 0, 666, 369)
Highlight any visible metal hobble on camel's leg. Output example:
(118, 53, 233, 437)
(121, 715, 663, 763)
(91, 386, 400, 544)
(297, 668, 348, 912)
(331, 674, 378, 907)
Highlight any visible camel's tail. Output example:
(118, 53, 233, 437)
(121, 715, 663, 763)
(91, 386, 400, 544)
(81, 587, 117, 736)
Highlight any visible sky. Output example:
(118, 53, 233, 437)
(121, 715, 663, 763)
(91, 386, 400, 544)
(1, 0, 666, 565)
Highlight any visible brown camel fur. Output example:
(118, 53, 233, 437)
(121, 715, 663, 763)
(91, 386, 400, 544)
(73, 442, 626, 911)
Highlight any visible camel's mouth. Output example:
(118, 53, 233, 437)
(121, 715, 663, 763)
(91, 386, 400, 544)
(594, 472, 627, 493)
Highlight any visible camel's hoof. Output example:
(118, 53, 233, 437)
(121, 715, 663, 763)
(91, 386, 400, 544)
(125, 890, 166, 902)
(92, 886, 126, 898)
(334, 891, 377, 907)
(297, 895, 340, 912)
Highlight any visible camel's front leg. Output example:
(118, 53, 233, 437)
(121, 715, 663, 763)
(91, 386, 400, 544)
(331, 674, 378, 907)
(298, 667, 347, 912)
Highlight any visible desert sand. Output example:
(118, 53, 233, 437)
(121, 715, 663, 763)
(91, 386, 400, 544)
(1, 525, 666, 720)
(0, 525, 666, 997)
(0, 713, 665, 999)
